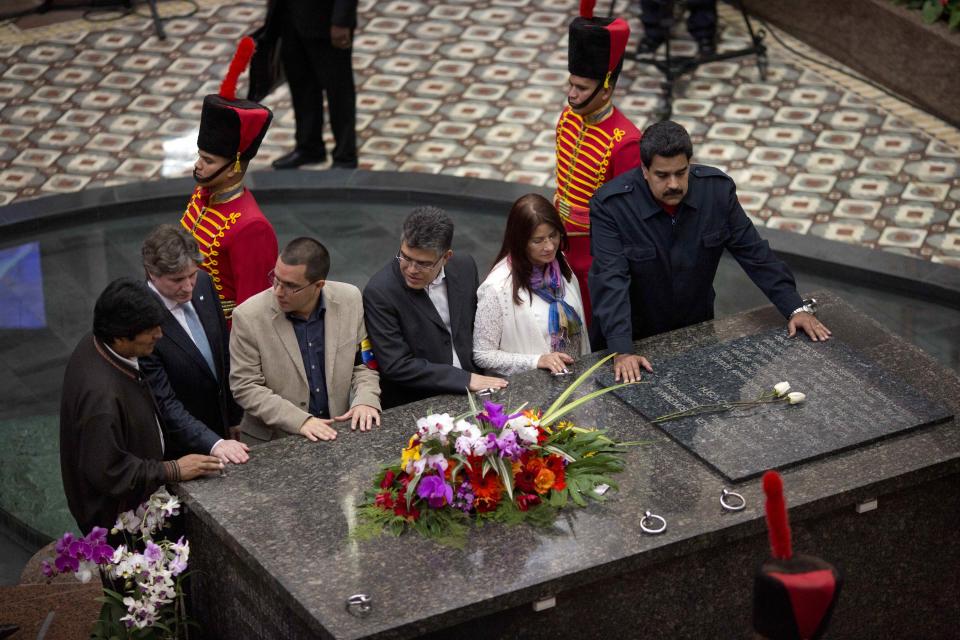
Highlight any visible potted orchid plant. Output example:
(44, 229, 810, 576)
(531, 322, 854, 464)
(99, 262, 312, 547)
(41, 488, 194, 639)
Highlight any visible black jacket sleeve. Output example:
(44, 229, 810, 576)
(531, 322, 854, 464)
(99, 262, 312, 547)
(589, 191, 637, 355)
(141, 356, 221, 455)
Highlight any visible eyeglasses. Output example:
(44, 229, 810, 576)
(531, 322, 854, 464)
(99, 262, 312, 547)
(267, 269, 316, 294)
(395, 249, 444, 273)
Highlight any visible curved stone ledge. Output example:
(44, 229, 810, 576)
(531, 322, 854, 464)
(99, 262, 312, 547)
(1, 170, 958, 308)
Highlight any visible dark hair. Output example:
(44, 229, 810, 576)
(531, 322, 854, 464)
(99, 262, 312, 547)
(492, 194, 572, 306)
(640, 120, 693, 167)
(280, 237, 330, 282)
(93, 278, 166, 344)
(142, 224, 202, 276)
(401, 206, 454, 255)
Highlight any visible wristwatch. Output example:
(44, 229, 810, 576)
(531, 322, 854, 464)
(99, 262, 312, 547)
(789, 297, 818, 320)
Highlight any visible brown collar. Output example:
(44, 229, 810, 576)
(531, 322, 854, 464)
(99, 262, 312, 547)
(93, 337, 139, 381)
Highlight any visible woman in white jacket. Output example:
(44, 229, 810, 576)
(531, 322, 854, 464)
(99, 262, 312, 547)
(474, 194, 590, 376)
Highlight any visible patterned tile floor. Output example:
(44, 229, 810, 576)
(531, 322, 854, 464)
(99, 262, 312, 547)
(1, 0, 959, 266)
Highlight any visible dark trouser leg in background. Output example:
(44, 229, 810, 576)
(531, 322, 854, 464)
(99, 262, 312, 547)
(686, 0, 718, 53)
(318, 42, 357, 167)
(639, 0, 669, 50)
(280, 20, 327, 161)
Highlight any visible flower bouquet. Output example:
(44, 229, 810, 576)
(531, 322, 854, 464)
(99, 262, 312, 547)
(41, 488, 194, 639)
(355, 354, 642, 547)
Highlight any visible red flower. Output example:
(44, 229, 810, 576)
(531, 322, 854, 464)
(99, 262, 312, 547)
(546, 455, 566, 491)
(536, 427, 549, 444)
(374, 492, 395, 509)
(516, 494, 541, 512)
(469, 467, 503, 513)
(393, 492, 420, 520)
(380, 469, 396, 489)
(515, 468, 538, 493)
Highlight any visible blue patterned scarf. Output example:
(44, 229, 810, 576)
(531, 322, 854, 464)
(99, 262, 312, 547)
(529, 260, 583, 353)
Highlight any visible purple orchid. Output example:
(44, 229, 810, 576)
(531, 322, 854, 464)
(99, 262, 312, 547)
(495, 429, 524, 460)
(54, 532, 74, 555)
(452, 480, 475, 513)
(479, 401, 521, 430)
(416, 474, 453, 508)
(55, 552, 79, 574)
(481, 429, 524, 460)
(144, 541, 164, 565)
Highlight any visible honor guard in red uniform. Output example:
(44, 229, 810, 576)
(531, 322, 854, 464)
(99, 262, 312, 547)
(181, 37, 278, 323)
(556, 0, 641, 322)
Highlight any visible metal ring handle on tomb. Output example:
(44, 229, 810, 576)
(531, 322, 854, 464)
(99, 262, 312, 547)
(345, 594, 373, 618)
(720, 489, 746, 512)
(640, 510, 667, 535)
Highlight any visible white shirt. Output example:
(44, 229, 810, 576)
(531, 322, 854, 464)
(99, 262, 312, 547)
(473, 259, 590, 376)
(425, 267, 462, 369)
(147, 281, 194, 337)
(103, 342, 165, 455)
(145, 281, 223, 455)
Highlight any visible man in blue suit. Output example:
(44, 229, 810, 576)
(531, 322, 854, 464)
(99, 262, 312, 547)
(140, 225, 249, 464)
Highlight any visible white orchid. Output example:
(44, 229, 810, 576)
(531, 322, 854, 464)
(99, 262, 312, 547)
(453, 419, 479, 437)
(75, 561, 95, 584)
(773, 381, 791, 397)
(416, 413, 455, 438)
(787, 392, 806, 405)
(506, 422, 539, 445)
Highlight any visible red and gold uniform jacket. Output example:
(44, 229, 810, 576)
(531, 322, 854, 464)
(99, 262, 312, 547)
(180, 185, 278, 321)
(555, 103, 641, 321)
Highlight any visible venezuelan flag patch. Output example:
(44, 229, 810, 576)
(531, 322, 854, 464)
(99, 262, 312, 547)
(359, 337, 378, 370)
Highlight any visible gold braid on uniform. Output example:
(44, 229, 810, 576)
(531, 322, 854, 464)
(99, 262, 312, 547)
(181, 190, 242, 318)
(555, 109, 623, 232)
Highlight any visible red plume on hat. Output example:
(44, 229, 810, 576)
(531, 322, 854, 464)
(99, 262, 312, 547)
(219, 36, 256, 101)
(753, 471, 842, 640)
(197, 37, 273, 167)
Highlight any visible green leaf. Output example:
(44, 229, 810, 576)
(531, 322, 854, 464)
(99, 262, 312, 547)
(542, 444, 576, 462)
(406, 467, 424, 508)
(542, 352, 617, 419)
(466, 387, 480, 416)
(541, 381, 641, 426)
(922, 0, 944, 22)
(950, 5, 960, 28)
(492, 455, 514, 502)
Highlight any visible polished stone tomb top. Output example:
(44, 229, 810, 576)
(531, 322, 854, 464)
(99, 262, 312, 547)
(175, 292, 960, 639)
(596, 328, 953, 481)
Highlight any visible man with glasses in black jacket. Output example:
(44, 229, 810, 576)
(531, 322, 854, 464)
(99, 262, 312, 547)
(363, 207, 508, 409)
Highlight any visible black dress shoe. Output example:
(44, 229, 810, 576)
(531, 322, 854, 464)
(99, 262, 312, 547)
(330, 160, 358, 170)
(696, 37, 717, 58)
(636, 36, 663, 57)
(272, 150, 326, 170)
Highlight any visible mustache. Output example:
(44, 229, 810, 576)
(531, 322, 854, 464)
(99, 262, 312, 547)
(664, 189, 683, 196)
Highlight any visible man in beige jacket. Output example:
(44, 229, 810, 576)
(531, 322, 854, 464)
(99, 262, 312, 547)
(230, 237, 380, 444)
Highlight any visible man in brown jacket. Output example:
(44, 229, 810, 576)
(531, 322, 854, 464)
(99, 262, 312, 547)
(60, 279, 222, 534)
(230, 237, 380, 444)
